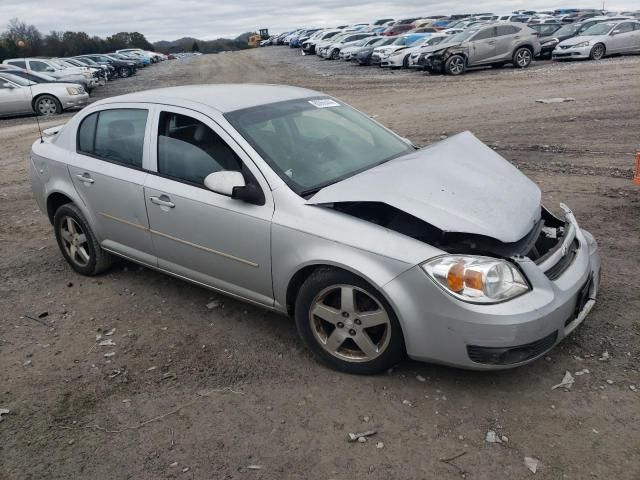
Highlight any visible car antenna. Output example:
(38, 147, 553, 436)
(18, 39, 44, 143)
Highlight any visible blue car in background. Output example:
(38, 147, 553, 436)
(432, 19, 452, 29)
(290, 29, 322, 48)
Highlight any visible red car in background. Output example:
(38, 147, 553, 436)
(382, 18, 420, 36)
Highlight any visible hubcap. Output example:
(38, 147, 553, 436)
(450, 57, 464, 74)
(516, 49, 531, 67)
(309, 285, 391, 363)
(593, 46, 604, 59)
(37, 98, 57, 115)
(60, 216, 90, 267)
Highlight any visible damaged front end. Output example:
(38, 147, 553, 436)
(424, 45, 467, 73)
(331, 201, 576, 278)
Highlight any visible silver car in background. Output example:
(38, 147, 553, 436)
(553, 20, 640, 60)
(0, 72, 88, 116)
(30, 85, 600, 374)
(423, 23, 541, 74)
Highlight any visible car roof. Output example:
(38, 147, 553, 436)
(99, 84, 320, 113)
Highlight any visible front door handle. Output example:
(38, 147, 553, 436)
(75, 173, 94, 184)
(150, 195, 175, 208)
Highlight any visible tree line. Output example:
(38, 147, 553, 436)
(0, 18, 155, 61)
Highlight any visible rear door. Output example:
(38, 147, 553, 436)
(143, 106, 274, 306)
(66, 104, 157, 265)
(468, 27, 498, 65)
(495, 25, 521, 61)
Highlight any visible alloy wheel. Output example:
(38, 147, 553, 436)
(592, 44, 605, 60)
(516, 49, 532, 67)
(37, 98, 58, 115)
(449, 56, 465, 74)
(309, 284, 391, 363)
(59, 216, 90, 267)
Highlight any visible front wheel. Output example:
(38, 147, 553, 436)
(34, 95, 61, 116)
(589, 43, 605, 60)
(295, 268, 405, 374)
(53, 204, 113, 276)
(513, 47, 533, 68)
(445, 54, 466, 75)
(118, 66, 131, 78)
(331, 49, 339, 60)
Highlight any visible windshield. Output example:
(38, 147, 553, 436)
(225, 98, 414, 195)
(582, 22, 615, 35)
(555, 23, 582, 36)
(392, 36, 411, 45)
(445, 29, 479, 43)
(0, 73, 34, 86)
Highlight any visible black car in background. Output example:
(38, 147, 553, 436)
(79, 54, 136, 78)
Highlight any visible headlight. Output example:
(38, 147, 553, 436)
(572, 41, 590, 48)
(66, 87, 82, 95)
(422, 255, 530, 304)
(542, 38, 559, 46)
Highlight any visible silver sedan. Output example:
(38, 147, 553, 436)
(30, 85, 601, 373)
(0, 72, 88, 117)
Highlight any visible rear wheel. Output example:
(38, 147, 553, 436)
(513, 47, 533, 68)
(445, 54, 466, 75)
(295, 268, 405, 374)
(53, 204, 113, 276)
(589, 43, 605, 60)
(118, 66, 131, 78)
(34, 95, 61, 116)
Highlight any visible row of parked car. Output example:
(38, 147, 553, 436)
(0, 48, 168, 117)
(265, 9, 640, 75)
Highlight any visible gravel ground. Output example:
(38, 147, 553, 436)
(1, 48, 639, 480)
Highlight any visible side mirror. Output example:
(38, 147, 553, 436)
(204, 171, 245, 196)
(46, 67, 55, 72)
(2, 82, 15, 89)
(204, 171, 265, 205)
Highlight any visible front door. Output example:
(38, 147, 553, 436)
(0, 80, 30, 115)
(66, 105, 156, 265)
(608, 22, 635, 53)
(469, 27, 498, 65)
(144, 107, 274, 306)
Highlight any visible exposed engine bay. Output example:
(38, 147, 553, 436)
(331, 201, 567, 262)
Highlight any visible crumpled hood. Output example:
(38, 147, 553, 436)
(419, 42, 462, 54)
(307, 131, 541, 243)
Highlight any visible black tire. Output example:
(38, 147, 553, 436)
(53, 204, 113, 276)
(444, 54, 466, 75)
(589, 43, 605, 60)
(118, 66, 131, 78)
(330, 49, 339, 60)
(294, 268, 405, 374)
(402, 54, 410, 68)
(513, 47, 533, 68)
(34, 95, 61, 116)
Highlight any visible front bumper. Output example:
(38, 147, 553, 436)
(61, 93, 90, 110)
(382, 219, 601, 370)
(380, 55, 405, 68)
(553, 45, 591, 59)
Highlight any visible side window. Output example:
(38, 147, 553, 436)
(157, 112, 242, 186)
(30, 61, 50, 72)
(613, 23, 633, 34)
(8, 60, 26, 69)
(77, 108, 148, 168)
(496, 25, 519, 36)
(472, 27, 497, 41)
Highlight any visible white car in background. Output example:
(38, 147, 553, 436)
(2, 58, 97, 91)
(381, 35, 448, 68)
(339, 37, 387, 60)
(553, 20, 640, 60)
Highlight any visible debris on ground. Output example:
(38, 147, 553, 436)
(105, 328, 116, 336)
(206, 300, 222, 310)
(552, 371, 575, 390)
(98, 339, 116, 347)
(536, 97, 575, 104)
(524, 456, 539, 473)
(182, 467, 190, 473)
(416, 375, 426, 382)
(402, 399, 413, 407)
(376, 441, 384, 449)
(170, 462, 178, 467)
(574, 369, 590, 376)
(247, 465, 262, 470)
(0, 408, 10, 422)
(606, 379, 614, 385)
(104, 352, 116, 358)
(485, 430, 501, 443)
(630, 385, 637, 392)
(599, 351, 610, 361)
(348, 430, 377, 442)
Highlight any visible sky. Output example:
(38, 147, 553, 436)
(1, 0, 637, 42)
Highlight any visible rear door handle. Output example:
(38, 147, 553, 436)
(75, 173, 94, 184)
(150, 195, 175, 208)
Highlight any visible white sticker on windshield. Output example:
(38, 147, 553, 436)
(308, 99, 341, 108)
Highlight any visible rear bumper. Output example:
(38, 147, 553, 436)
(382, 223, 601, 370)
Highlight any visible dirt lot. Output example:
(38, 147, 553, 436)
(1, 49, 639, 480)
